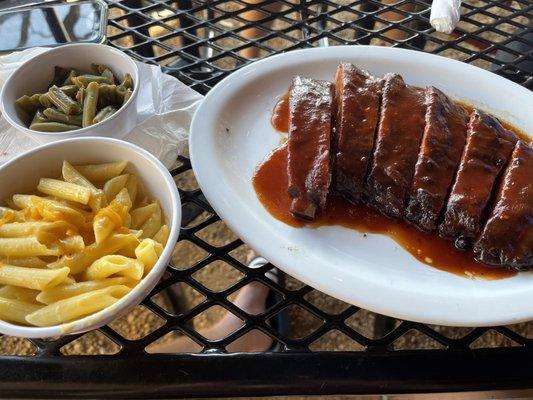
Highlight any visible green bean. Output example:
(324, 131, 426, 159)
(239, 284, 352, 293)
(29, 122, 79, 132)
(120, 73, 133, 89)
(60, 85, 79, 98)
(16, 65, 133, 130)
(72, 75, 112, 87)
(17, 85, 79, 114)
(116, 86, 133, 104)
(97, 84, 117, 108)
(29, 94, 42, 107)
(62, 69, 78, 86)
(31, 109, 48, 124)
(122, 89, 132, 105)
(82, 81, 99, 127)
(48, 85, 81, 115)
(50, 66, 70, 87)
(38, 94, 53, 108)
(43, 108, 82, 126)
(101, 68, 115, 84)
(92, 106, 117, 124)
(90, 63, 105, 75)
(76, 87, 85, 107)
(15, 95, 38, 113)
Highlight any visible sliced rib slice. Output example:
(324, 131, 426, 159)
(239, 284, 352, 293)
(405, 87, 469, 232)
(364, 73, 426, 218)
(474, 141, 532, 269)
(287, 76, 334, 220)
(333, 63, 382, 203)
(439, 110, 518, 247)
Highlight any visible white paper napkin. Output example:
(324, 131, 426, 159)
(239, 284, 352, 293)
(0, 47, 204, 168)
(430, 0, 462, 34)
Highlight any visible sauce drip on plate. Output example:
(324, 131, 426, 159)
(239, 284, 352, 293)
(271, 93, 289, 133)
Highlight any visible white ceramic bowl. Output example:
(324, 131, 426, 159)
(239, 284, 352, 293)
(0, 137, 181, 338)
(0, 43, 139, 143)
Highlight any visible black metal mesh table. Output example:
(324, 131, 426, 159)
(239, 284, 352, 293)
(1, 0, 533, 398)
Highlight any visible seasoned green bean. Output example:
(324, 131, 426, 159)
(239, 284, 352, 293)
(60, 85, 79, 98)
(43, 108, 82, 126)
(120, 73, 133, 89)
(92, 106, 117, 124)
(72, 75, 112, 87)
(116, 86, 133, 104)
(97, 84, 117, 108)
(101, 68, 115, 84)
(29, 94, 42, 107)
(90, 63, 105, 75)
(62, 69, 78, 86)
(82, 81, 99, 127)
(29, 122, 79, 132)
(15, 95, 38, 113)
(123, 88, 132, 104)
(76, 87, 85, 107)
(48, 85, 81, 115)
(38, 94, 53, 108)
(51, 66, 70, 87)
(15, 64, 133, 131)
(31, 109, 48, 124)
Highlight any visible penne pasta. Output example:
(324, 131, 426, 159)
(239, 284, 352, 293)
(93, 189, 131, 244)
(103, 174, 129, 203)
(58, 235, 85, 255)
(140, 205, 162, 239)
(0, 207, 18, 225)
(0, 237, 60, 257)
(48, 233, 139, 274)
(130, 202, 158, 229)
(0, 265, 70, 290)
(0, 221, 71, 238)
(135, 239, 163, 275)
(0, 159, 167, 327)
(36, 277, 131, 304)
(62, 161, 96, 189)
(0, 257, 48, 269)
(85, 254, 143, 281)
(153, 225, 170, 246)
(0, 296, 42, 325)
(26, 285, 131, 326)
(136, 196, 150, 208)
(116, 239, 138, 258)
(74, 161, 127, 182)
(38, 178, 91, 205)
(125, 174, 139, 205)
(0, 285, 40, 303)
(62, 161, 107, 211)
(12, 195, 88, 227)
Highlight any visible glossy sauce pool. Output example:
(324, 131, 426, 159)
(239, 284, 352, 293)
(254, 95, 519, 280)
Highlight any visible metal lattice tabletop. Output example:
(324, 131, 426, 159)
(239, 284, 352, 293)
(1, 0, 533, 398)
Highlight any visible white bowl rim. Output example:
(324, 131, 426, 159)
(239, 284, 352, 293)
(0, 43, 140, 137)
(0, 136, 181, 338)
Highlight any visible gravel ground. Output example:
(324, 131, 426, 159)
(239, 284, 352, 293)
(1, 1, 531, 397)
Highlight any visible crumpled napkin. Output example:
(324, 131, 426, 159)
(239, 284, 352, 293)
(0, 47, 204, 168)
(430, 0, 462, 34)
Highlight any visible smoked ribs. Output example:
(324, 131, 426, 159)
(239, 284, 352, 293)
(333, 63, 382, 203)
(281, 65, 531, 269)
(287, 76, 334, 220)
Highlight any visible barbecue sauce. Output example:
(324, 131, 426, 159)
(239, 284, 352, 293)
(271, 93, 289, 133)
(253, 96, 521, 280)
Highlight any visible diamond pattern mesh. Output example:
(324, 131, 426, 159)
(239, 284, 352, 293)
(1, 0, 532, 394)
